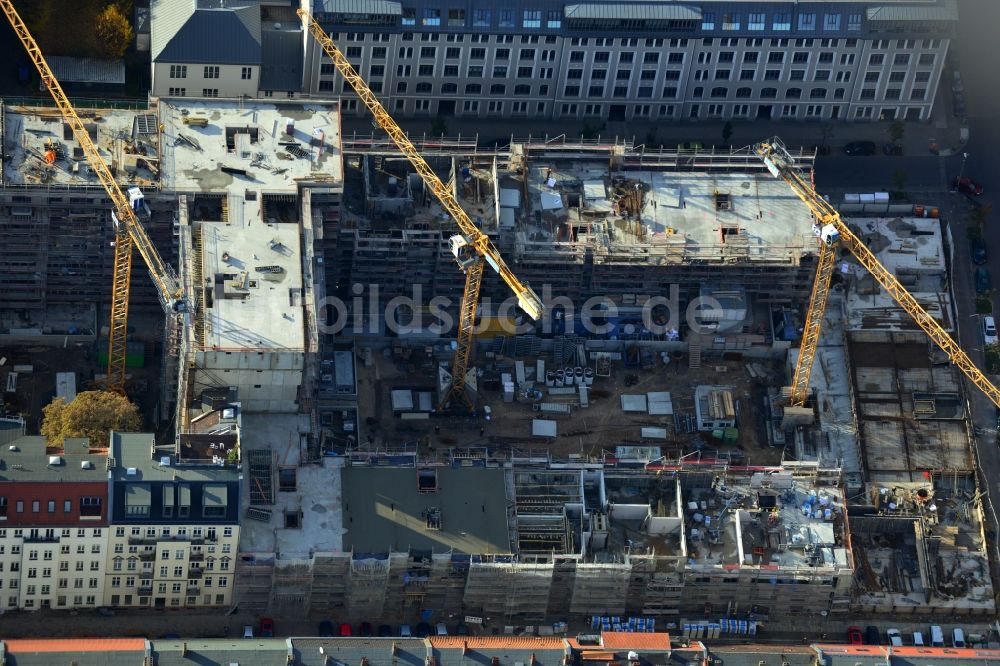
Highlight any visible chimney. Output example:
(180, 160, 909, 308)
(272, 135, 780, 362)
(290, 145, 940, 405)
(531, 653, 538, 666)
(463, 641, 470, 655)
(181, 643, 188, 657)
(391, 641, 397, 655)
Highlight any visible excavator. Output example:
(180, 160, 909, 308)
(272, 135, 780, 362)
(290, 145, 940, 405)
(1, 0, 186, 394)
(299, 8, 544, 411)
(755, 137, 1000, 409)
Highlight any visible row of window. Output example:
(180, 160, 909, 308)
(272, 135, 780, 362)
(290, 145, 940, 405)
(18, 595, 98, 608)
(401, 7, 562, 30)
(701, 11, 861, 33)
(168, 65, 252, 80)
(107, 593, 228, 607)
(110, 556, 230, 571)
(114, 526, 233, 538)
(0, 528, 101, 540)
(0, 497, 100, 517)
(168, 88, 218, 98)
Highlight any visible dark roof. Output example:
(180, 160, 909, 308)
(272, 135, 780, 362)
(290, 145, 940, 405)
(46, 56, 126, 85)
(711, 645, 816, 666)
(259, 28, 304, 92)
(293, 638, 429, 666)
(153, 639, 292, 666)
(152, 0, 261, 65)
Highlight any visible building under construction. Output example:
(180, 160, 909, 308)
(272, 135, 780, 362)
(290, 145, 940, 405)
(234, 446, 851, 623)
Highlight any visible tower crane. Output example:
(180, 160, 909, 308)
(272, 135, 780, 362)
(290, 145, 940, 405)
(1, 0, 186, 394)
(755, 137, 1000, 409)
(299, 9, 544, 410)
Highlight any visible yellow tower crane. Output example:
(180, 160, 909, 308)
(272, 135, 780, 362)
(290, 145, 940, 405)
(299, 8, 543, 410)
(755, 137, 1000, 409)
(1, 0, 186, 394)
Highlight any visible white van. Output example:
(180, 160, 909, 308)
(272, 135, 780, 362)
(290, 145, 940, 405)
(952, 628, 966, 648)
(930, 625, 945, 647)
(984, 316, 998, 345)
(886, 629, 903, 647)
(912, 631, 924, 646)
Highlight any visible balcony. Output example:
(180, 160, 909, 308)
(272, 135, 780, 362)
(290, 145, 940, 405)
(186, 585, 200, 594)
(138, 586, 152, 595)
(188, 568, 203, 579)
(189, 552, 204, 562)
(23, 535, 60, 544)
(139, 571, 153, 580)
(138, 551, 156, 561)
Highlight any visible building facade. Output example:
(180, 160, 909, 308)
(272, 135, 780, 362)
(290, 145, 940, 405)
(104, 432, 241, 610)
(0, 437, 109, 611)
(306, 0, 956, 122)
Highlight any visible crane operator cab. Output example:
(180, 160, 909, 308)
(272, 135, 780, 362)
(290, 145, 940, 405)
(811, 222, 841, 247)
(449, 234, 479, 270)
(126, 187, 151, 217)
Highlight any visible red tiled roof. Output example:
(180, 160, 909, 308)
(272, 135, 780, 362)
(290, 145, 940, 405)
(600, 632, 671, 650)
(3, 638, 146, 653)
(430, 636, 566, 650)
(892, 647, 1000, 659)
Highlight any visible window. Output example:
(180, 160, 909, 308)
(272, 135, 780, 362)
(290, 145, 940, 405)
(402, 8, 415, 25)
(616, 69, 630, 80)
(840, 54, 855, 66)
(771, 13, 790, 31)
(518, 66, 533, 78)
(742, 52, 758, 64)
(797, 13, 816, 31)
(894, 53, 910, 66)
(415, 82, 432, 93)
(810, 88, 827, 99)
(514, 84, 531, 95)
(473, 8, 490, 26)
(692, 86, 703, 98)
(748, 12, 765, 31)
(79, 497, 101, 517)
(520, 48, 536, 61)
(418, 64, 433, 76)
(447, 8, 465, 26)
(241, 66, 252, 80)
(885, 88, 901, 100)
(768, 52, 784, 64)
(718, 52, 734, 64)
(782, 104, 797, 117)
(640, 70, 656, 81)
(563, 85, 580, 96)
(467, 65, 483, 77)
(860, 89, 876, 100)
(373, 47, 386, 59)
(491, 84, 506, 95)
(318, 80, 333, 92)
(790, 70, 805, 81)
(786, 88, 801, 99)
(465, 84, 482, 95)
(462, 100, 479, 112)
(793, 52, 808, 64)
(522, 10, 540, 28)
(764, 69, 780, 80)
(643, 52, 659, 64)
(911, 88, 926, 100)
(888, 71, 906, 83)
(813, 70, 830, 82)
(848, 13, 862, 31)
(668, 53, 683, 64)
(823, 14, 841, 31)
(546, 10, 561, 28)
(865, 71, 880, 83)
(443, 65, 458, 77)
(701, 12, 715, 30)
(710, 87, 727, 98)
(420, 46, 436, 59)
(715, 70, 730, 81)
(202, 88, 218, 98)
(869, 54, 884, 66)
(203, 66, 219, 79)
(915, 71, 931, 83)
(499, 8, 514, 27)
(722, 13, 740, 30)
(589, 85, 604, 97)
(422, 8, 440, 25)
(591, 69, 606, 81)
(169, 65, 187, 79)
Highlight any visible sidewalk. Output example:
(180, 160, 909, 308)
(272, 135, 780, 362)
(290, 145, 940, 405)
(342, 85, 968, 158)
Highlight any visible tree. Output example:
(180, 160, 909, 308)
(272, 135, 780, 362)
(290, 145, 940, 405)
(41, 390, 142, 446)
(95, 5, 133, 59)
(891, 169, 909, 194)
(887, 119, 905, 146)
(721, 121, 734, 145)
(430, 116, 448, 137)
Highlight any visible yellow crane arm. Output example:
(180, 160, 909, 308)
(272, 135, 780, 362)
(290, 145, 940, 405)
(298, 8, 542, 321)
(0, 0, 183, 307)
(756, 137, 1000, 409)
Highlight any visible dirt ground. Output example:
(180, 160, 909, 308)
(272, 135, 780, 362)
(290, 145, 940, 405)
(355, 345, 786, 466)
(0, 339, 163, 436)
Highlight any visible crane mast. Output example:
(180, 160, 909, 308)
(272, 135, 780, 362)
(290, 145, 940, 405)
(1, 0, 185, 393)
(299, 8, 543, 409)
(756, 137, 1000, 409)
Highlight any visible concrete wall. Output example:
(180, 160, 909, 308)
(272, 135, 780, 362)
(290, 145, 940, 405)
(195, 350, 303, 412)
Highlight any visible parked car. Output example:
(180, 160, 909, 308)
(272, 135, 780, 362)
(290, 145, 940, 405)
(887, 629, 904, 647)
(318, 620, 335, 637)
(436, 623, 449, 636)
(882, 143, 903, 156)
(930, 625, 945, 647)
(416, 622, 432, 638)
(243, 626, 254, 639)
(970, 237, 988, 265)
(844, 141, 877, 156)
(847, 626, 864, 645)
(913, 631, 925, 646)
(976, 266, 992, 294)
(984, 316, 998, 346)
(865, 626, 881, 646)
(378, 624, 394, 637)
(259, 618, 274, 638)
(339, 623, 352, 637)
(358, 622, 373, 637)
(955, 176, 984, 196)
(399, 624, 413, 638)
(953, 628, 966, 648)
